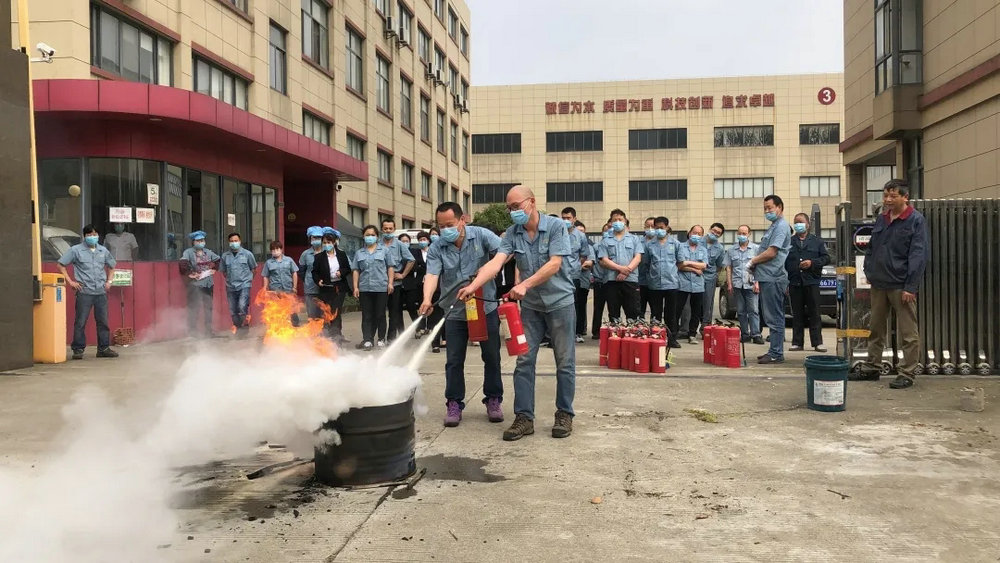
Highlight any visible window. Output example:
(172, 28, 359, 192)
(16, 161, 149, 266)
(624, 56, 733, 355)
(225, 0, 248, 12)
(449, 65, 459, 95)
(472, 133, 521, 154)
(348, 205, 366, 228)
(460, 26, 469, 55)
(421, 172, 432, 198)
(452, 187, 459, 202)
(434, 47, 446, 75)
(194, 57, 248, 109)
(400, 76, 412, 129)
(799, 124, 840, 145)
(377, 150, 392, 184)
(437, 110, 446, 153)
(461, 79, 469, 102)
(375, 0, 389, 15)
(346, 25, 364, 92)
(420, 95, 431, 141)
(401, 162, 414, 193)
(463, 193, 470, 212)
(450, 122, 458, 161)
(472, 183, 515, 204)
(448, 7, 458, 39)
(398, 3, 412, 43)
(418, 26, 431, 63)
(347, 133, 366, 160)
(865, 165, 897, 216)
(434, 0, 444, 20)
(713, 178, 775, 199)
(269, 23, 287, 94)
(713, 126, 774, 147)
(546, 131, 603, 152)
(302, 0, 329, 68)
(799, 177, 842, 198)
(629, 128, 687, 150)
(302, 111, 330, 145)
(90, 5, 172, 85)
(462, 132, 469, 169)
(437, 180, 446, 202)
(376, 55, 391, 113)
(875, 0, 922, 94)
(546, 181, 603, 202)
(402, 218, 414, 229)
(628, 180, 688, 200)
(906, 135, 923, 199)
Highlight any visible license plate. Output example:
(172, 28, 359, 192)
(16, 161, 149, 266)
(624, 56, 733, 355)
(820, 278, 837, 288)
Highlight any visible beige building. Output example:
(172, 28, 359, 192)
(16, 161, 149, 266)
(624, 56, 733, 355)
(841, 0, 1000, 214)
(470, 73, 845, 243)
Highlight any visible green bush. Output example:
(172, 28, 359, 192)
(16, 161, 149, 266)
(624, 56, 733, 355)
(472, 203, 513, 232)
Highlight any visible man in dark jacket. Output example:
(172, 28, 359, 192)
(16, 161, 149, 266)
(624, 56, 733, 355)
(860, 179, 929, 389)
(785, 213, 829, 353)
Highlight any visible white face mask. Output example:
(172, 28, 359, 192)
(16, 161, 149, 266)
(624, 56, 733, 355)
(271, 251, 282, 259)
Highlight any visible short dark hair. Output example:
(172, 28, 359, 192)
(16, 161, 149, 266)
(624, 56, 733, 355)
(227, 232, 241, 241)
(436, 202, 463, 218)
(548, 213, 559, 218)
(381, 217, 395, 228)
(654, 216, 669, 228)
(738, 224, 751, 233)
(764, 195, 784, 211)
(574, 220, 585, 228)
(416, 230, 430, 240)
(710, 222, 726, 233)
(398, 233, 411, 243)
(608, 208, 627, 220)
(883, 179, 910, 198)
(82, 224, 98, 236)
(269, 240, 283, 250)
(561, 207, 577, 217)
(362, 224, 378, 237)
(645, 216, 656, 224)
(428, 226, 440, 235)
(793, 213, 810, 223)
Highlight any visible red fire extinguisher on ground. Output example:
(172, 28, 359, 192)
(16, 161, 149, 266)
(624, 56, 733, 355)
(634, 337, 651, 374)
(608, 330, 622, 369)
(703, 325, 714, 364)
(621, 333, 635, 371)
(711, 326, 725, 366)
(725, 327, 742, 368)
(599, 324, 610, 366)
(466, 286, 488, 342)
(497, 297, 528, 356)
(649, 336, 666, 374)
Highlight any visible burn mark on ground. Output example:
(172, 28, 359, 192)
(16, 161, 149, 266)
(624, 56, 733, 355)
(418, 454, 506, 483)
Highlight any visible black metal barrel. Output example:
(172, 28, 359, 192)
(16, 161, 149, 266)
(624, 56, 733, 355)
(314, 398, 416, 486)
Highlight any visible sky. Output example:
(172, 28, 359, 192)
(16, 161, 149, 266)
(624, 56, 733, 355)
(465, 0, 844, 86)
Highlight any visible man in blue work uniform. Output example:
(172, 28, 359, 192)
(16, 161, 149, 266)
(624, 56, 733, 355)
(419, 202, 504, 427)
(596, 209, 644, 322)
(701, 222, 727, 333)
(298, 226, 326, 324)
(380, 218, 414, 342)
(180, 230, 219, 336)
(645, 216, 682, 348)
(57, 224, 119, 360)
(560, 207, 594, 343)
(725, 225, 763, 344)
(219, 232, 257, 338)
(676, 226, 709, 345)
(749, 195, 792, 364)
(638, 216, 656, 320)
(589, 222, 612, 339)
(459, 186, 576, 441)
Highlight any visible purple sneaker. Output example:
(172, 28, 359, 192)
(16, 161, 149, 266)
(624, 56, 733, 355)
(486, 397, 504, 423)
(444, 400, 462, 427)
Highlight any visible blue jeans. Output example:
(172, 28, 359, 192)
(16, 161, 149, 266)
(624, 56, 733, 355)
(759, 280, 788, 358)
(514, 304, 576, 420)
(733, 287, 761, 338)
(72, 293, 110, 351)
(227, 287, 250, 328)
(445, 310, 503, 408)
(702, 275, 718, 325)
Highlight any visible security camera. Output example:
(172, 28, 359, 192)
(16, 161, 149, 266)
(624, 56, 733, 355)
(36, 43, 56, 60)
(336, 184, 343, 192)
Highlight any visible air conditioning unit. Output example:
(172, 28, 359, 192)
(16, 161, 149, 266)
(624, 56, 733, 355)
(460, 96, 469, 113)
(434, 66, 444, 85)
(384, 16, 397, 38)
(452, 94, 462, 109)
(424, 61, 435, 79)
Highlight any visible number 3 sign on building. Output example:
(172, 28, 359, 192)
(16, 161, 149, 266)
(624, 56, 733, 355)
(818, 87, 836, 105)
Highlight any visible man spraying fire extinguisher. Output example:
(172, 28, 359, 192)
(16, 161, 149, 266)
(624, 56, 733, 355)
(419, 202, 504, 429)
(458, 185, 577, 442)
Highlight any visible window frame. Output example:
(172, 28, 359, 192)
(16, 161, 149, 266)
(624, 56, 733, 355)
(421, 172, 432, 198)
(713, 126, 775, 148)
(301, 0, 330, 69)
(91, 4, 173, 86)
(545, 181, 604, 203)
(302, 111, 331, 145)
(345, 24, 365, 93)
(376, 54, 392, 114)
(472, 183, 517, 204)
(268, 22, 287, 94)
(377, 149, 393, 184)
(437, 109, 447, 154)
(627, 179, 689, 201)
(628, 128, 688, 150)
(193, 56, 248, 109)
(799, 176, 842, 198)
(346, 133, 366, 161)
(545, 131, 604, 153)
(712, 177, 775, 199)
(400, 75, 413, 129)
(472, 133, 522, 154)
(459, 25, 469, 56)
(420, 95, 431, 142)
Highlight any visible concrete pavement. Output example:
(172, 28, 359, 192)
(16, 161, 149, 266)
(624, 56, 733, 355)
(2, 305, 999, 562)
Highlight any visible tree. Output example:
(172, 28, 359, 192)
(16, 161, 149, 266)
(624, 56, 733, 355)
(472, 203, 513, 232)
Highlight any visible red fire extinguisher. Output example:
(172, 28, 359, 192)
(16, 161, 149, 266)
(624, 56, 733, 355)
(711, 327, 724, 366)
(608, 331, 622, 369)
(465, 286, 488, 342)
(703, 325, 714, 364)
(599, 324, 610, 367)
(725, 327, 742, 368)
(634, 337, 651, 373)
(621, 333, 635, 371)
(649, 336, 666, 374)
(497, 299, 529, 356)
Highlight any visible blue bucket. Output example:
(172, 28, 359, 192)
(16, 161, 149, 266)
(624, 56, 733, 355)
(804, 355, 848, 412)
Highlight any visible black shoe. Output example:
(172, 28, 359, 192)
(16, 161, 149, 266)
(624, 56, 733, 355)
(668, 340, 682, 349)
(740, 336, 751, 343)
(848, 363, 881, 381)
(432, 346, 441, 353)
(757, 355, 784, 364)
(752, 336, 765, 345)
(96, 348, 119, 358)
(756, 353, 770, 360)
(71, 350, 84, 360)
(591, 335, 600, 340)
(889, 375, 914, 389)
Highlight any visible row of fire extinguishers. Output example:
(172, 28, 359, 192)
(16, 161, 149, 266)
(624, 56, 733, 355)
(703, 323, 745, 368)
(598, 320, 671, 374)
(460, 286, 530, 357)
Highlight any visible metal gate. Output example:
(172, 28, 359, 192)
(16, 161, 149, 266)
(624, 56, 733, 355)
(836, 199, 1000, 376)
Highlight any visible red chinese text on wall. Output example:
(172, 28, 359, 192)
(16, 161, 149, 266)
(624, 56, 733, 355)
(545, 93, 775, 115)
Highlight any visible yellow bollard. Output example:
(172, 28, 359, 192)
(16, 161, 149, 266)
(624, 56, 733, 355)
(33, 272, 67, 363)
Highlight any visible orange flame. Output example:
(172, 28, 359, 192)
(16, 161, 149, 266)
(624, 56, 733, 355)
(254, 291, 339, 357)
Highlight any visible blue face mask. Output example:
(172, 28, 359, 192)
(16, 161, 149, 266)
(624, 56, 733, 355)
(645, 229, 655, 238)
(689, 235, 703, 245)
(737, 235, 749, 244)
(364, 235, 377, 245)
(655, 229, 667, 239)
(311, 238, 322, 248)
(418, 241, 429, 249)
(430, 234, 440, 242)
(765, 211, 778, 222)
(706, 233, 719, 243)
(194, 241, 206, 250)
(84, 235, 99, 247)
(793, 223, 807, 234)
(612, 221, 625, 233)
(229, 241, 241, 250)
(510, 209, 529, 225)
(323, 243, 334, 252)
(441, 226, 460, 243)
(564, 219, 573, 229)
(382, 232, 395, 241)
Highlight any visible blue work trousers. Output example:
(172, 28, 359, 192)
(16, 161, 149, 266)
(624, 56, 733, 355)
(513, 304, 576, 420)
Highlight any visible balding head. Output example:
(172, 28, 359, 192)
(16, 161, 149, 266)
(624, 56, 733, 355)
(507, 185, 534, 201)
